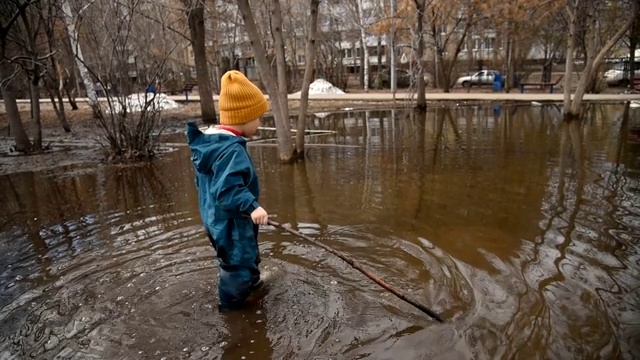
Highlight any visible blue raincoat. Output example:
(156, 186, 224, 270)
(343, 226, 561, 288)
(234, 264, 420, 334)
(186, 122, 261, 309)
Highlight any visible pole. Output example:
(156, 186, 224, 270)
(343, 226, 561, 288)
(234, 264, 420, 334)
(267, 219, 445, 323)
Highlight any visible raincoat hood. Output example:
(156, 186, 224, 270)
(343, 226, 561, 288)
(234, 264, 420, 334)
(186, 122, 246, 175)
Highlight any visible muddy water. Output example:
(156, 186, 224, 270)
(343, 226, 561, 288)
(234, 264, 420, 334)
(1, 104, 639, 359)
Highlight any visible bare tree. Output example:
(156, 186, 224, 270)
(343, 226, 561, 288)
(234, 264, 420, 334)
(12, 0, 47, 150)
(61, 0, 100, 116)
(237, 0, 294, 162)
(357, 0, 370, 92)
(413, 0, 426, 108)
(296, 0, 320, 156)
(563, 0, 639, 119)
(0, 0, 32, 152)
(271, 0, 289, 127)
(425, 0, 476, 93)
(39, 0, 71, 132)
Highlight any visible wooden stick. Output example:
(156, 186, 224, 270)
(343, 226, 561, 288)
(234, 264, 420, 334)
(267, 219, 445, 323)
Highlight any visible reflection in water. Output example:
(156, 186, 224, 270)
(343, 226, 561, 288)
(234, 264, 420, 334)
(1, 105, 639, 359)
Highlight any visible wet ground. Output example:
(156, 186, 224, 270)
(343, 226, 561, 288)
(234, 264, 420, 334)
(1, 104, 639, 359)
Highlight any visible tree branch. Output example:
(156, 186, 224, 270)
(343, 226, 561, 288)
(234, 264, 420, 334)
(0, 0, 31, 34)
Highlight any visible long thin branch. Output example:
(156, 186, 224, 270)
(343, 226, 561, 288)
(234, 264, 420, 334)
(268, 220, 445, 322)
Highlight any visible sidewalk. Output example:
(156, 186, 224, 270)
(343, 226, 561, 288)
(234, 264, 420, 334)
(172, 92, 640, 102)
(6, 91, 640, 106)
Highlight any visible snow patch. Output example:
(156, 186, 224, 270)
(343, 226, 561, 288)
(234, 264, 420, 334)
(106, 93, 180, 114)
(292, 79, 345, 96)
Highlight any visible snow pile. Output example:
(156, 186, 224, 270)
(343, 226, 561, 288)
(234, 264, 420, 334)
(106, 93, 180, 114)
(292, 79, 345, 96)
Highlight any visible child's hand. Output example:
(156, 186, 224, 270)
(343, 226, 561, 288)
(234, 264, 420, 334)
(250, 206, 269, 225)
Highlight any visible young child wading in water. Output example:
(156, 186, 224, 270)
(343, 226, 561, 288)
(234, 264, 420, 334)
(186, 70, 270, 311)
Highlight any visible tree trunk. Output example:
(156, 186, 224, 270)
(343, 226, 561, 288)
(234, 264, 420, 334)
(389, 0, 397, 95)
(563, 3, 577, 119)
(61, 0, 99, 116)
(55, 86, 70, 132)
(29, 77, 42, 151)
(505, 34, 514, 92)
(358, 40, 364, 89)
(65, 81, 79, 110)
(1, 71, 32, 152)
(49, 58, 71, 132)
(60, 37, 79, 110)
(439, 53, 450, 93)
(357, 0, 369, 92)
(62, 66, 79, 110)
(237, 0, 294, 162)
(17, 4, 43, 150)
(272, 0, 289, 127)
(186, 1, 217, 124)
(296, 0, 320, 156)
(631, 43, 637, 89)
(45, 78, 71, 132)
(47, 83, 61, 120)
(414, 0, 426, 109)
(206, 11, 221, 94)
(376, 36, 382, 89)
(0, 6, 33, 152)
(629, 14, 639, 88)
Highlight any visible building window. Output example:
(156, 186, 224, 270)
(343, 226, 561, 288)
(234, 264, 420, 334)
(483, 38, 494, 51)
(473, 38, 482, 51)
(471, 37, 495, 51)
(297, 54, 305, 64)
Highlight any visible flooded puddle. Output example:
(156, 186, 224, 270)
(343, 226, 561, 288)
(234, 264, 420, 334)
(1, 105, 639, 359)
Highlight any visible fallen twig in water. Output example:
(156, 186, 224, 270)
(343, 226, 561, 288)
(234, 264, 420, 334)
(267, 219, 445, 323)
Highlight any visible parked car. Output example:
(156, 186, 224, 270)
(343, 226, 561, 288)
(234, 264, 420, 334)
(603, 61, 640, 87)
(455, 70, 501, 88)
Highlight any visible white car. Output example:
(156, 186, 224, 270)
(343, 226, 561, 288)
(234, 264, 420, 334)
(604, 61, 640, 87)
(455, 70, 500, 88)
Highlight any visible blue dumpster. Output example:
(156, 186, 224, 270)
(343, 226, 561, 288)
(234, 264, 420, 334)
(493, 72, 503, 92)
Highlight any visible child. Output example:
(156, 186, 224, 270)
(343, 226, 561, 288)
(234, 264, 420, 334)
(186, 70, 269, 311)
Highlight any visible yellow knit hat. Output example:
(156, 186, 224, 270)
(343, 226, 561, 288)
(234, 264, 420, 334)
(219, 70, 269, 125)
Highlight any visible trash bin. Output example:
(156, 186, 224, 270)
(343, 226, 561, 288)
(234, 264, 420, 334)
(493, 72, 503, 92)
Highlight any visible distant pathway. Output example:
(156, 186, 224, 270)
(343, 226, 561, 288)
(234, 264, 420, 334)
(7, 92, 640, 106)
